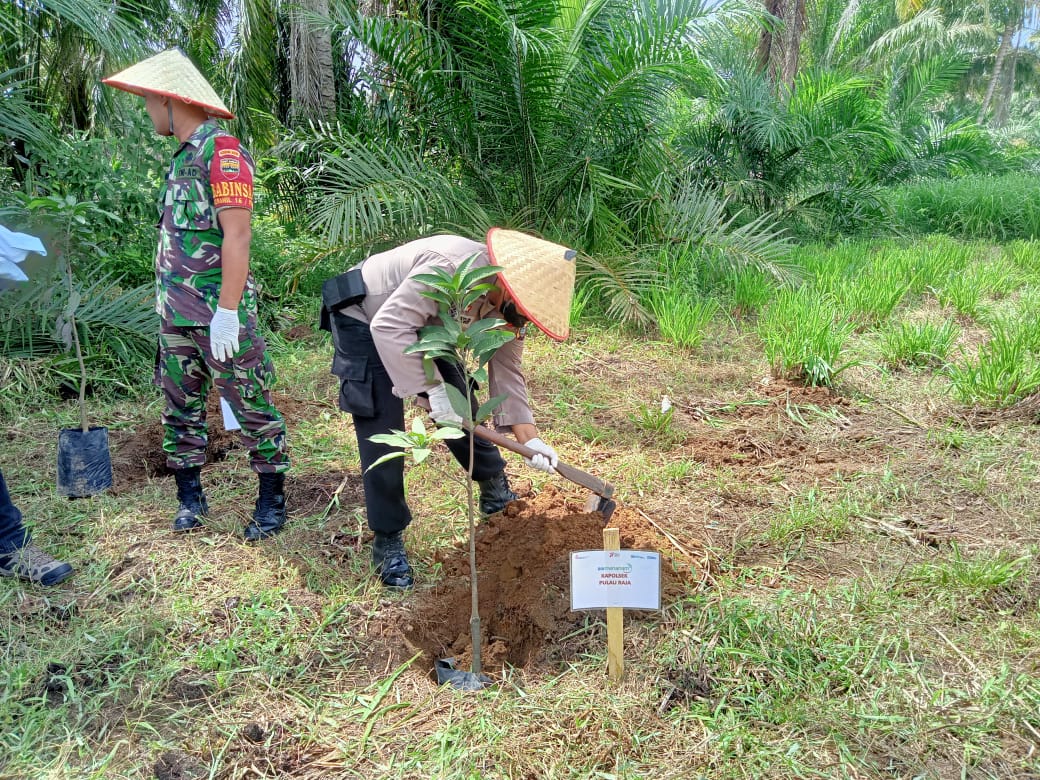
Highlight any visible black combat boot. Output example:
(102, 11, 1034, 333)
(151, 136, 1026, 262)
(172, 467, 208, 532)
(244, 472, 287, 541)
(372, 531, 413, 589)
(478, 471, 517, 516)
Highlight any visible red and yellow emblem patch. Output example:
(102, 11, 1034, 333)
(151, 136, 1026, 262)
(211, 136, 254, 210)
(218, 149, 241, 178)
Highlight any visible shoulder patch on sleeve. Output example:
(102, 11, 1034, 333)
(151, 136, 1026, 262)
(211, 135, 254, 210)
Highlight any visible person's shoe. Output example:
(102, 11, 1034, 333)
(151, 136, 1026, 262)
(478, 471, 517, 516)
(172, 467, 208, 532)
(0, 544, 73, 586)
(372, 531, 414, 589)
(244, 472, 287, 541)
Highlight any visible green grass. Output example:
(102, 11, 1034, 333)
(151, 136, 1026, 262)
(881, 317, 959, 369)
(646, 288, 719, 350)
(5, 239, 1040, 779)
(724, 266, 776, 318)
(758, 287, 856, 386)
(889, 173, 1040, 241)
(947, 317, 1040, 407)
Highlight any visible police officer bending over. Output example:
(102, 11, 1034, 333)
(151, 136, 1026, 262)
(325, 230, 576, 589)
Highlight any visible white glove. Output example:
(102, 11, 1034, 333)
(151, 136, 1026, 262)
(0, 224, 47, 282)
(524, 437, 558, 474)
(209, 307, 240, 362)
(427, 383, 463, 426)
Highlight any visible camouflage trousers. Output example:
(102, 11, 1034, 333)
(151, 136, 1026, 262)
(157, 323, 289, 473)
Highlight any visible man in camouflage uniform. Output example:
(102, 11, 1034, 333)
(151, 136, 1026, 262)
(104, 49, 289, 540)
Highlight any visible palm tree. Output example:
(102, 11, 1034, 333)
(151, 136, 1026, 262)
(290, 0, 772, 248)
(290, 0, 337, 124)
(757, 0, 808, 92)
(0, 0, 152, 177)
(977, 0, 1031, 125)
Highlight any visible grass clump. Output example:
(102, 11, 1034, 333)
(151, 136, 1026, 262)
(758, 288, 855, 386)
(647, 288, 719, 350)
(907, 546, 1031, 597)
(947, 317, 1040, 407)
(724, 266, 776, 318)
(881, 318, 959, 369)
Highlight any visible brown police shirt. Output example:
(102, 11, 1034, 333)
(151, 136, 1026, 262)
(339, 234, 535, 429)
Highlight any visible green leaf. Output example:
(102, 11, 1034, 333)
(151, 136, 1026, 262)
(459, 263, 503, 292)
(461, 285, 498, 310)
(476, 394, 508, 424)
(444, 383, 472, 422)
(470, 329, 516, 361)
(410, 416, 427, 436)
(367, 452, 407, 470)
(432, 427, 466, 440)
(367, 433, 413, 448)
(417, 289, 454, 306)
(412, 448, 431, 464)
(413, 269, 456, 289)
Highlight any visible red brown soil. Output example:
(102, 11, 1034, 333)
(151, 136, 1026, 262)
(107, 390, 322, 493)
(403, 484, 707, 674)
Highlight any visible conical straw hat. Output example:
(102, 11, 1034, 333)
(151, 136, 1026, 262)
(102, 49, 233, 119)
(486, 228, 577, 341)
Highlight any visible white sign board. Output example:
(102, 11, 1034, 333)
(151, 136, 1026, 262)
(570, 550, 661, 611)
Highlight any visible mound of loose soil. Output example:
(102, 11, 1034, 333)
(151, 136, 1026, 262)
(107, 389, 324, 493)
(404, 484, 706, 674)
(108, 417, 238, 493)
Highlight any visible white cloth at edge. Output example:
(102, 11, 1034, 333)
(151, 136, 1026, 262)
(0, 224, 48, 282)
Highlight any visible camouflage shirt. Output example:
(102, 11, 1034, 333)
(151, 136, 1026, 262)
(156, 120, 257, 327)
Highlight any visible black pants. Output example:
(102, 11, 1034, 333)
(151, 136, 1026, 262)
(330, 312, 507, 535)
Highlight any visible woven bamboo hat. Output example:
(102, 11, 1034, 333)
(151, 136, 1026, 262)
(102, 49, 233, 119)
(486, 228, 578, 341)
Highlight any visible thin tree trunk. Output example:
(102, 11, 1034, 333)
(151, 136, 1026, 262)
(757, 0, 805, 96)
(979, 19, 1016, 124)
(992, 47, 1018, 129)
(289, 0, 336, 124)
(780, 0, 805, 91)
(992, 7, 1026, 130)
(756, 0, 784, 84)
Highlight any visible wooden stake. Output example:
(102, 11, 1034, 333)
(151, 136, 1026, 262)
(603, 527, 623, 682)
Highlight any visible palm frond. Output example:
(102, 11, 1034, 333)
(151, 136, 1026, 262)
(577, 251, 658, 326)
(289, 129, 490, 248)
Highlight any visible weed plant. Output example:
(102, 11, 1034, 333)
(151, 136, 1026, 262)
(881, 318, 959, 368)
(1004, 239, 1040, 275)
(908, 545, 1031, 597)
(890, 173, 1040, 241)
(758, 288, 855, 386)
(569, 283, 601, 326)
(628, 403, 687, 448)
(794, 243, 907, 326)
(834, 272, 908, 328)
(934, 255, 1020, 317)
(724, 266, 775, 318)
(647, 288, 719, 350)
(947, 317, 1040, 407)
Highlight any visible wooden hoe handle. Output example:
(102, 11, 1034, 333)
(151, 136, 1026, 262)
(471, 424, 615, 499)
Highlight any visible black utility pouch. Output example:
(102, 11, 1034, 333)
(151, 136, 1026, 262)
(322, 267, 367, 311)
